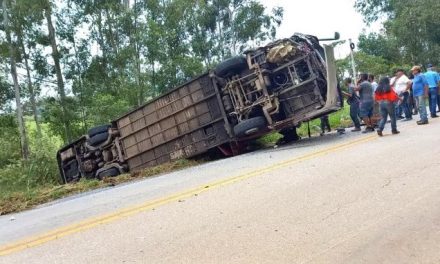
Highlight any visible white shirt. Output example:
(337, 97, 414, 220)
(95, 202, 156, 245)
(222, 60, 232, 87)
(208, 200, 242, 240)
(371, 81, 378, 92)
(391, 75, 410, 94)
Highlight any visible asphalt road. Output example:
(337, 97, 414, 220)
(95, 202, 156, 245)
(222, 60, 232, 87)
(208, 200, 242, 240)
(1, 118, 440, 264)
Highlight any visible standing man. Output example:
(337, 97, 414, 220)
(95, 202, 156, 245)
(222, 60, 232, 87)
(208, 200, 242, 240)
(369, 74, 378, 92)
(408, 72, 418, 115)
(410, 66, 429, 125)
(355, 73, 375, 133)
(391, 69, 412, 120)
(320, 115, 331, 135)
(424, 64, 440, 118)
(342, 78, 361, 131)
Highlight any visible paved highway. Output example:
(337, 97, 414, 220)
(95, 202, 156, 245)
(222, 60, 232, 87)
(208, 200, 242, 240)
(1, 119, 440, 263)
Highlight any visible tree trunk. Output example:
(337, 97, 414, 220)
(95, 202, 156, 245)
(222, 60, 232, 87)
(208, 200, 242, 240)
(94, 11, 109, 79)
(2, 0, 30, 160)
(133, 0, 143, 106)
(151, 58, 156, 97)
(105, 9, 119, 56)
(18, 29, 42, 138)
(71, 32, 88, 134)
(44, 3, 72, 143)
(135, 47, 142, 106)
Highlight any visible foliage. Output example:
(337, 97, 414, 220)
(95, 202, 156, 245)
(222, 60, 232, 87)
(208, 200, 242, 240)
(0, 118, 62, 208)
(355, 51, 392, 76)
(256, 132, 283, 147)
(355, 0, 440, 66)
(354, 0, 394, 24)
(0, 77, 13, 111)
(0, 115, 21, 167)
(336, 51, 393, 80)
(0, 153, 59, 194)
(40, 97, 85, 139)
(357, 32, 400, 63)
(335, 57, 351, 81)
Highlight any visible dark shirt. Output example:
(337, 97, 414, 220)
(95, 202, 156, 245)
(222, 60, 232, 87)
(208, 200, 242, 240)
(348, 84, 360, 104)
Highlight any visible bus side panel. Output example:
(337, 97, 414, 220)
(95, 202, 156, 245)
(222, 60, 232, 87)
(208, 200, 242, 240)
(115, 74, 230, 172)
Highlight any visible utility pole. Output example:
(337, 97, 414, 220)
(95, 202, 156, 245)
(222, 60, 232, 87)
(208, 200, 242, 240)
(348, 38, 357, 80)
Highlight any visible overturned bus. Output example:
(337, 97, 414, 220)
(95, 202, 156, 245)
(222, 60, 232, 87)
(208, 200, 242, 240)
(57, 33, 341, 183)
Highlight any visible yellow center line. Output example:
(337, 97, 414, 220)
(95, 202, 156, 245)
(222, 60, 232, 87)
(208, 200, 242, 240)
(0, 134, 377, 256)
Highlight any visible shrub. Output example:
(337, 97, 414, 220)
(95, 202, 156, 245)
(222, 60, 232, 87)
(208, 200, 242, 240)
(0, 117, 62, 196)
(0, 115, 20, 168)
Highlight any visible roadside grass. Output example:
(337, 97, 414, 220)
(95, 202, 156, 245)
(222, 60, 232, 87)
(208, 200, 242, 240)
(297, 104, 352, 136)
(0, 159, 201, 215)
(256, 132, 283, 146)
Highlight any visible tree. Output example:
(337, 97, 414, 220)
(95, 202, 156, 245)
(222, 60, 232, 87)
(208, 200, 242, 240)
(387, 0, 440, 64)
(188, 0, 283, 61)
(43, 0, 72, 143)
(357, 32, 400, 63)
(355, 0, 440, 66)
(0, 0, 284, 142)
(2, 0, 30, 160)
(354, 0, 394, 24)
(56, 0, 90, 133)
(354, 51, 392, 76)
(8, 0, 50, 140)
(0, 75, 13, 111)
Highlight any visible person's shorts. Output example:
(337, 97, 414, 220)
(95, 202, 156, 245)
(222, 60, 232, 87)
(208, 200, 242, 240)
(359, 101, 374, 118)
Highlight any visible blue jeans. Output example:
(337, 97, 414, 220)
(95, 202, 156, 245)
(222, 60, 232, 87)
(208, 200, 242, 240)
(395, 92, 412, 119)
(350, 102, 361, 128)
(378, 101, 397, 132)
(415, 95, 428, 122)
(428, 88, 438, 116)
(437, 90, 440, 112)
(359, 101, 374, 118)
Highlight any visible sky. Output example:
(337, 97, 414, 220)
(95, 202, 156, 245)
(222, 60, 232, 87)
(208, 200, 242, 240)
(259, 0, 381, 58)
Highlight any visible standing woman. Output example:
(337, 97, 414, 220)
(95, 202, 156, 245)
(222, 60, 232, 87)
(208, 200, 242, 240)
(375, 77, 400, 136)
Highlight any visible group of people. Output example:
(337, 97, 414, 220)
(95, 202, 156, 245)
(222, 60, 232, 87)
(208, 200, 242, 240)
(343, 64, 440, 136)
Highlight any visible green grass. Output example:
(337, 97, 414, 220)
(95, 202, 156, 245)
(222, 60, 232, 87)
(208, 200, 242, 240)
(297, 104, 352, 136)
(256, 132, 283, 146)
